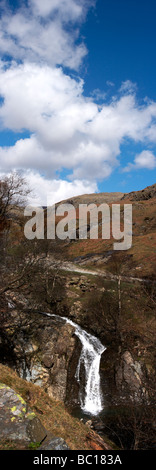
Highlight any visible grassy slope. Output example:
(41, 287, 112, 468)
(0, 363, 93, 451)
(7, 184, 156, 279)
(65, 195, 156, 278)
(0, 184, 155, 450)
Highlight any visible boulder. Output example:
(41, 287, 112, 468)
(115, 351, 143, 400)
(39, 435, 70, 450)
(1, 311, 77, 403)
(0, 384, 47, 445)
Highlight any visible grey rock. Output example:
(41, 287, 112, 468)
(0, 384, 47, 444)
(7, 313, 77, 403)
(115, 351, 144, 401)
(39, 436, 70, 450)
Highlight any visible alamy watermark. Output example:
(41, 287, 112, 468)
(24, 202, 132, 250)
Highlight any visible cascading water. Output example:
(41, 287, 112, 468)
(44, 312, 106, 416)
(65, 318, 106, 415)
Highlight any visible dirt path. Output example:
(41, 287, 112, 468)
(44, 256, 154, 285)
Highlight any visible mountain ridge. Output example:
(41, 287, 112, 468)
(56, 183, 156, 207)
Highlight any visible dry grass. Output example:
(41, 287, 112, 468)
(66, 197, 156, 278)
(0, 363, 92, 450)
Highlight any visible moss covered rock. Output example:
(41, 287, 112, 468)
(0, 383, 46, 445)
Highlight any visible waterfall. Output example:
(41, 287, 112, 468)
(44, 312, 106, 416)
(66, 318, 106, 415)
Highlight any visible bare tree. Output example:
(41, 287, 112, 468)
(0, 171, 65, 309)
(110, 401, 156, 450)
(0, 171, 30, 223)
(0, 172, 33, 295)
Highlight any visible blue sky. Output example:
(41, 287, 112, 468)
(0, 0, 156, 204)
(82, 0, 156, 98)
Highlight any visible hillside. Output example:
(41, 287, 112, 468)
(59, 191, 124, 207)
(54, 183, 156, 279)
(0, 363, 114, 451)
(121, 183, 156, 201)
(0, 180, 156, 451)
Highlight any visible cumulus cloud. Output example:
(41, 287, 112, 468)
(0, 1, 156, 204)
(0, 63, 156, 189)
(123, 150, 156, 172)
(30, 0, 88, 22)
(25, 171, 98, 206)
(0, 0, 91, 69)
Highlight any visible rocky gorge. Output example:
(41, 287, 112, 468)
(1, 261, 155, 450)
(0, 183, 156, 450)
(1, 271, 147, 406)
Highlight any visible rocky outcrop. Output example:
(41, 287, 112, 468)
(1, 273, 152, 410)
(0, 383, 70, 450)
(39, 436, 70, 450)
(122, 183, 156, 201)
(1, 310, 77, 402)
(0, 383, 46, 445)
(115, 351, 145, 401)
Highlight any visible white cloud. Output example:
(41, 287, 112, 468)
(30, 0, 86, 21)
(134, 150, 156, 169)
(0, 0, 91, 70)
(0, 63, 87, 133)
(119, 80, 137, 94)
(0, 0, 156, 205)
(0, 62, 156, 187)
(88, 94, 156, 147)
(25, 171, 98, 206)
(123, 150, 156, 172)
(91, 88, 106, 101)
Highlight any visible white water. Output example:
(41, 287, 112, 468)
(45, 312, 106, 416)
(68, 319, 106, 415)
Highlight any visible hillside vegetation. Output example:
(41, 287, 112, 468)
(0, 363, 103, 451)
(0, 175, 156, 450)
